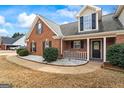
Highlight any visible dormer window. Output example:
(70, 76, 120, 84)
(80, 13, 96, 31)
(83, 14, 92, 30)
(36, 22, 43, 34)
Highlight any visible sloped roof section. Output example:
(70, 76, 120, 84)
(60, 22, 78, 36)
(60, 14, 124, 36)
(0, 36, 15, 45)
(13, 35, 26, 46)
(38, 15, 63, 37)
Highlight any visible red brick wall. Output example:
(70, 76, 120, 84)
(27, 18, 61, 56)
(0, 45, 6, 50)
(116, 34, 124, 44)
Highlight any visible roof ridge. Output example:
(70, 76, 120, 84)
(60, 21, 78, 26)
(38, 14, 60, 26)
(102, 13, 114, 17)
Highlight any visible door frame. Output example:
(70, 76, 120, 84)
(90, 39, 102, 59)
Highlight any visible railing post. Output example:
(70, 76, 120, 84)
(87, 38, 90, 61)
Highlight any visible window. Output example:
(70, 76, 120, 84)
(80, 13, 96, 31)
(45, 41, 49, 48)
(73, 41, 81, 49)
(36, 23, 42, 34)
(80, 16, 83, 31)
(31, 42, 36, 52)
(83, 14, 92, 30)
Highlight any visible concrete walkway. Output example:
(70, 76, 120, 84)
(6, 55, 102, 74)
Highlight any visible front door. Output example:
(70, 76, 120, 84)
(92, 41, 101, 58)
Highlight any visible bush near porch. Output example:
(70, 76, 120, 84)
(107, 44, 124, 68)
(43, 47, 58, 62)
(16, 48, 29, 56)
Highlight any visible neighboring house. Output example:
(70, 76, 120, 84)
(26, 5, 124, 62)
(0, 35, 26, 50)
(12, 35, 26, 49)
(0, 36, 16, 50)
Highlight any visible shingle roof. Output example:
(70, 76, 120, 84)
(26, 13, 124, 38)
(60, 14, 124, 36)
(39, 15, 63, 37)
(0, 36, 15, 45)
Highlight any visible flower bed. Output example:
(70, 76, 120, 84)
(102, 62, 124, 72)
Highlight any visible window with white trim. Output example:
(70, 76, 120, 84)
(73, 41, 81, 48)
(31, 42, 36, 52)
(83, 14, 92, 30)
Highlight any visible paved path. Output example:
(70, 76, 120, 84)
(6, 55, 102, 74)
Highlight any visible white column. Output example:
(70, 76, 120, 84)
(87, 38, 89, 61)
(103, 37, 106, 62)
(60, 38, 63, 55)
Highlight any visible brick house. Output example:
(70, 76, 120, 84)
(26, 5, 124, 62)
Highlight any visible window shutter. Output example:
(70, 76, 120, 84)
(71, 41, 73, 48)
(34, 42, 36, 52)
(92, 13, 96, 29)
(43, 41, 45, 53)
(49, 41, 52, 47)
(30, 42, 32, 52)
(80, 16, 83, 31)
(81, 40, 84, 48)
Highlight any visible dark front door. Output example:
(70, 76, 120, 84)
(92, 41, 101, 58)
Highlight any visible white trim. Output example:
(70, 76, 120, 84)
(63, 30, 124, 40)
(103, 37, 106, 62)
(78, 12, 99, 33)
(91, 39, 102, 60)
(76, 5, 101, 17)
(114, 5, 124, 17)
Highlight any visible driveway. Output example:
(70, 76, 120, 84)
(0, 50, 16, 56)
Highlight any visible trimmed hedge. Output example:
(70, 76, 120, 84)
(18, 49, 29, 56)
(107, 44, 124, 68)
(16, 48, 24, 54)
(43, 47, 58, 62)
(16, 48, 29, 56)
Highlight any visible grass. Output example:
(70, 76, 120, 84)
(0, 56, 124, 88)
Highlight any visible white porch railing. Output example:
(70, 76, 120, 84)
(63, 51, 87, 60)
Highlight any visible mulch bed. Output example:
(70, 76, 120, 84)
(101, 62, 124, 72)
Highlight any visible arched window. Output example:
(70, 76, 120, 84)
(36, 22, 43, 34)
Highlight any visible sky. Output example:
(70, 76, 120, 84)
(0, 5, 117, 37)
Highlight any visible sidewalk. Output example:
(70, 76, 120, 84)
(6, 55, 102, 74)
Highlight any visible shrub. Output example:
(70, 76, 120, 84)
(16, 48, 24, 54)
(107, 44, 124, 68)
(43, 47, 58, 62)
(18, 49, 29, 56)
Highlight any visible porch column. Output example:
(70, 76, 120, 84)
(87, 38, 89, 61)
(103, 37, 106, 62)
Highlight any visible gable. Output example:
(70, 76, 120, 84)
(29, 17, 57, 38)
(80, 7, 96, 16)
(26, 15, 63, 40)
(76, 5, 101, 18)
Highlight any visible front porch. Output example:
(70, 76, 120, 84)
(63, 37, 116, 62)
